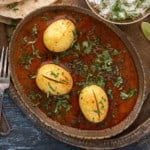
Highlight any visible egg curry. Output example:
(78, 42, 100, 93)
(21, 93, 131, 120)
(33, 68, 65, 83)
(13, 10, 138, 130)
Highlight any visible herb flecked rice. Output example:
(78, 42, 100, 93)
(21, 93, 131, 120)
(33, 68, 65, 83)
(89, 0, 150, 21)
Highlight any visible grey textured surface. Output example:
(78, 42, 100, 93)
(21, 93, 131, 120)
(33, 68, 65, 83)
(0, 91, 150, 150)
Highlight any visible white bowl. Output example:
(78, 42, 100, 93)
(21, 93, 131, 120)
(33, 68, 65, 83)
(85, 0, 150, 25)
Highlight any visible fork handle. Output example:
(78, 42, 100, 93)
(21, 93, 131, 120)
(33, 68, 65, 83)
(0, 110, 11, 135)
(0, 91, 11, 136)
(0, 91, 4, 121)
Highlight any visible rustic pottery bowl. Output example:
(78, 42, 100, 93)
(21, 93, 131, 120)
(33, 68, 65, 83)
(85, 0, 150, 25)
(9, 5, 146, 139)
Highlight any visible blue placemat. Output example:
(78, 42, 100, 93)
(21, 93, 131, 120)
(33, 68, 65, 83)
(0, 92, 150, 150)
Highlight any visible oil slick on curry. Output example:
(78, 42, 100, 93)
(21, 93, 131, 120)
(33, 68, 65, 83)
(13, 10, 138, 130)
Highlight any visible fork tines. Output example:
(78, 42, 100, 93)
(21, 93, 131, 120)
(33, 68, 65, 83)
(0, 46, 9, 78)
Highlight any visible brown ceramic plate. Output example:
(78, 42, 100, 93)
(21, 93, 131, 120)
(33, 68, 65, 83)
(85, 0, 150, 25)
(9, 5, 146, 139)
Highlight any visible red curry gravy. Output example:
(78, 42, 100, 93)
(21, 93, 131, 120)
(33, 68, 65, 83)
(12, 9, 138, 130)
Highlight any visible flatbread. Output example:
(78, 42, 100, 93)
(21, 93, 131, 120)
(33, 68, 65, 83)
(0, 0, 58, 19)
(0, 0, 24, 6)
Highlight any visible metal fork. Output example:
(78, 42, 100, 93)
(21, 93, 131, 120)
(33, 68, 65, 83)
(0, 46, 10, 120)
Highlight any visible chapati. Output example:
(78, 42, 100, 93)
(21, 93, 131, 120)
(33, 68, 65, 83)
(0, 0, 24, 6)
(0, 0, 57, 19)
